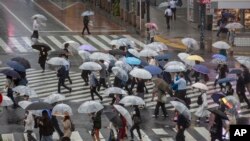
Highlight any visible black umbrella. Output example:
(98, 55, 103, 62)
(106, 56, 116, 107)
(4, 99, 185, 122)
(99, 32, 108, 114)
(208, 108, 229, 120)
(11, 57, 31, 69)
(32, 43, 51, 51)
(104, 111, 122, 128)
(108, 49, 126, 56)
(0, 69, 20, 79)
(25, 102, 52, 110)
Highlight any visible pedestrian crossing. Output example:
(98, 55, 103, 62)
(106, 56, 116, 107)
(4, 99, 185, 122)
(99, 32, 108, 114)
(0, 34, 146, 54)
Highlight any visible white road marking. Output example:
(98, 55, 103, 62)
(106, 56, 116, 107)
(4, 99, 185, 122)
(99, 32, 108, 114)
(0, 38, 13, 53)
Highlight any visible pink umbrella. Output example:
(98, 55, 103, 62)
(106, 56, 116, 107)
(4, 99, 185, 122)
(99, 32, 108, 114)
(145, 23, 158, 30)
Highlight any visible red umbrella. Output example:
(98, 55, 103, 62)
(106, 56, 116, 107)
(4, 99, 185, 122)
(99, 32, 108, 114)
(0, 93, 3, 104)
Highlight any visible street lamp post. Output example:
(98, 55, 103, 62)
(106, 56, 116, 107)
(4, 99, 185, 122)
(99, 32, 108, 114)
(199, 3, 206, 50)
(146, 0, 150, 42)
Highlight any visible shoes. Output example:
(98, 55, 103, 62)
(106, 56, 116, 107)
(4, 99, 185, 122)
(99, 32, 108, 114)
(152, 115, 158, 118)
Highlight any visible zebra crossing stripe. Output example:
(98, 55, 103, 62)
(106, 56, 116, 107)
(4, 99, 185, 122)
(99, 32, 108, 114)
(88, 130, 105, 141)
(47, 36, 63, 49)
(173, 128, 197, 141)
(123, 35, 146, 49)
(109, 35, 119, 39)
(73, 35, 89, 45)
(133, 129, 151, 141)
(0, 38, 13, 53)
(152, 128, 169, 135)
(161, 138, 174, 141)
(39, 37, 56, 51)
(23, 133, 37, 141)
(70, 131, 83, 141)
(21, 37, 38, 52)
(9, 37, 27, 52)
(194, 127, 211, 141)
(1, 133, 15, 141)
(86, 36, 110, 50)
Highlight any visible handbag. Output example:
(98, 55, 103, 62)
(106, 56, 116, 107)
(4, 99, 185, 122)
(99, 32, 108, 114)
(161, 95, 167, 103)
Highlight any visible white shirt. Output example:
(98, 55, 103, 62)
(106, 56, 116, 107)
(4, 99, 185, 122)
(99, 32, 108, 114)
(33, 19, 39, 31)
(169, 0, 177, 9)
(24, 111, 35, 132)
(165, 8, 172, 16)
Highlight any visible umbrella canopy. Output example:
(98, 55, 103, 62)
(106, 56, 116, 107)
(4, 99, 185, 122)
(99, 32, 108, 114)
(145, 23, 158, 30)
(208, 108, 229, 120)
(212, 41, 231, 49)
(155, 53, 173, 61)
(0, 69, 20, 79)
(63, 41, 80, 50)
(144, 65, 162, 75)
(168, 97, 186, 105)
(32, 14, 47, 21)
(112, 67, 128, 81)
(212, 54, 227, 61)
(118, 38, 136, 48)
(164, 61, 185, 67)
(225, 22, 243, 29)
(115, 61, 132, 72)
(125, 57, 141, 65)
(0, 96, 13, 106)
(110, 39, 126, 47)
(79, 62, 102, 71)
(235, 56, 250, 68)
(32, 43, 51, 51)
(177, 52, 195, 66)
(79, 44, 97, 51)
(103, 87, 127, 95)
(47, 57, 69, 66)
(181, 38, 199, 50)
(11, 57, 31, 69)
(211, 58, 227, 65)
(158, 2, 169, 8)
(128, 49, 140, 58)
(104, 111, 122, 128)
(108, 49, 126, 56)
(119, 96, 145, 106)
(12, 86, 37, 97)
(6, 60, 26, 72)
(43, 93, 65, 104)
(211, 92, 226, 104)
(229, 69, 242, 74)
(192, 82, 208, 90)
(217, 77, 236, 84)
(186, 55, 204, 62)
(52, 103, 73, 116)
(129, 68, 152, 79)
(152, 78, 170, 92)
(145, 42, 168, 52)
(139, 49, 158, 57)
(78, 101, 104, 114)
(81, 10, 94, 16)
(170, 101, 191, 120)
(164, 64, 186, 72)
(90, 52, 116, 62)
(78, 50, 91, 61)
(25, 102, 52, 110)
(18, 101, 32, 109)
(193, 64, 210, 74)
(222, 95, 239, 109)
(113, 104, 133, 126)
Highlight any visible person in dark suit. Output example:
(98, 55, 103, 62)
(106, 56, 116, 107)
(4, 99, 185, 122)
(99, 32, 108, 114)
(82, 16, 91, 35)
(81, 70, 91, 86)
(57, 65, 72, 93)
(236, 73, 250, 109)
(38, 47, 48, 73)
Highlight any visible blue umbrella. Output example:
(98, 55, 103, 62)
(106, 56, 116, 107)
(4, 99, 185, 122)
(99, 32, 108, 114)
(144, 65, 162, 75)
(125, 57, 141, 65)
(212, 54, 227, 61)
(0, 69, 20, 79)
(193, 64, 210, 74)
(155, 54, 173, 61)
(229, 69, 242, 74)
(158, 61, 166, 69)
(211, 92, 226, 104)
(6, 61, 26, 72)
(217, 77, 236, 84)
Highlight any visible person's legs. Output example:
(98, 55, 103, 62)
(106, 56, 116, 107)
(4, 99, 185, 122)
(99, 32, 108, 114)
(241, 92, 250, 108)
(130, 124, 136, 140)
(176, 129, 185, 141)
(135, 125, 142, 139)
(160, 102, 168, 117)
(90, 87, 95, 100)
(27, 130, 37, 141)
(86, 26, 91, 34)
(166, 17, 170, 29)
(154, 101, 160, 117)
(58, 79, 61, 93)
(82, 26, 86, 34)
(60, 78, 71, 92)
(95, 128, 100, 141)
(217, 28, 222, 37)
(94, 89, 103, 101)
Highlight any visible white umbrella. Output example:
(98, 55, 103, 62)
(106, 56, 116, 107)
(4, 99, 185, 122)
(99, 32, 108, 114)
(170, 101, 191, 120)
(0, 96, 13, 106)
(90, 52, 116, 62)
(31, 14, 47, 21)
(128, 49, 140, 58)
(118, 38, 136, 48)
(139, 49, 158, 57)
(119, 96, 145, 106)
(164, 61, 185, 68)
(43, 93, 65, 104)
(79, 62, 102, 71)
(81, 11, 95, 16)
(164, 64, 186, 72)
(181, 38, 199, 50)
(115, 61, 132, 72)
(12, 85, 37, 98)
(62, 41, 80, 50)
(78, 101, 104, 114)
(145, 42, 168, 52)
(192, 82, 208, 90)
(158, 2, 169, 8)
(178, 53, 195, 66)
(47, 57, 69, 66)
(113, 104, 133, 126)
(18, 101, 32, 109)
(129, 68, 152, 79)
(110, 39, 127, 46)
(78, 50, 91, 61)
(235, 56, 250, 68)
(225, 22, 243, 29)
(52, 103, 73, 116)
(103, 87, 127, 95)
(112, 67, 129, 81)
(212, 41, 231, 49)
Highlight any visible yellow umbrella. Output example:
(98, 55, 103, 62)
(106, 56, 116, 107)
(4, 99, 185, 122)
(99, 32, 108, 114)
(186, 55, 204, 62)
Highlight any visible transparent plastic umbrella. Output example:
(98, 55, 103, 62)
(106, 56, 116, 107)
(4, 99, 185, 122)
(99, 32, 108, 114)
(79, 62, 102, 71)
(47, 57, 69, 66)
(31, 14, 47, 21)
(129, 68, 152, 79)
(18, 101, 32, 109)
(112, 67, 128, 81)
(115, 61, 132, 72)
(43, 93, 65, 104)
(192, 82, 208, 90)
(113, 104, 133, 126)
(0, 96, 13, 106)
(78, 101, 104, 114)
(78, 50, 91, 61)
(119, 96, 145, 106)
(181, 38, 199, 51)
(81, 11, 94, 16)
(170, 101, 191, 120)
(103, 87, 127, 95)
(128, 49, 140, 58)
(212, 41, 231, 49)
(145, 42, 168, 52)
(225, 22, 243, 29)
(12, 85, 37, 98)
(139, 49, 158, 57)
(52, 103, 73, 116)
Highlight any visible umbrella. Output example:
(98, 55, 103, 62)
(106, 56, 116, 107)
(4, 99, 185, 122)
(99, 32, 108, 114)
(229, 69, 242, 74)
(140, 59, 149, 67)
(181, 38, 199, 50)
(193, 64, 210, 74)
(212, 41, 231, 49)
(112, 67, 128, 81)
(6, 60, 26, 72)
(79, 62, 102, 71)
(168, 97, 186, 105)
(158, 2, 169, 8)
(62, 41, 80, 50)
(0, 69, 20, 79)
(145, 42, 168, 52)
(32, 43, 51, 51)
(118, 38, 136, 48)
(177, 53, 195, 66)
(47, 57, 69, 66)
(164, 61, 185, 67)
(119, 96, 145, 106)
(108, 49, 126, 56)
(211, 92, 226, 104)
(43, 93, 65, 104)
(207, 108, 229, 120)
(125, 57, 141, 65)
(139, 49, 158, 57)
(192, 82, 208, 90)
(78, 50, 91, 61)
(81, 10, 94, 16)
(144, 65, 162, 75)
(145, 23, 158, 30)
(225, 22, 243, 29)
(78, 101, 104, 114)
(129, 68, 152, 79)
(170, 101, 191, 120)
(115, 61, 132, 72)
(104, 111, 122, 127)
(235, 56, 250, 68)
(128, 49, 140, 58)
(52, 103, 73, 116)
(103, 87, 127, 95)
(164, 64, 186, 72)
(11, 57, 31, 69)
(152, 78, 170, 92)
(211, 58, 227, 65)
(212, 54, 227, 61)
(90, 52, 116, 62)
(18, 101, 32, 109)
(155, 53, 173, 61)
(110, 39, 127, 47)
(25, 102, 52, 110)
(79, 44, 97, 51)
(0, 96, 13, 106)
(186, 55, 205, 62)
(114, 104, 133, 126)
(217, 77, 236, 84)
(222, 96, 239, 109)
(12, 86, 37, 97)
(32, 14, 47, 21)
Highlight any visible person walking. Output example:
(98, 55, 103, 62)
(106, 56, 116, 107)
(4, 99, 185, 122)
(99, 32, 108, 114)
(149, 28, 156, 43)
(38, 47, 48, 73)
(118, 114, 127, 141)
(5, 76, 18, 108)
(174, 73, 187, 101)
(194, 90, 210, 124)
(152, 85, 168, 118)
(236, 73, 250, 109)
(91, 111, 102, 141)
(81, 70, 91, 86)
(241, 65, 250, 95)
(38, 111, 54, 141)
(31, 17, 39, 42)
(169, 0, 177, 20)
(175, 110, 190, 141)
(51, 114, 64, 139)
(89, 71, 103, 101)
(209, 112, 223, 141)
(62, 113, 72, 139)
(57, 65, 72, 93)
(63, 43, 73, 60)
(130, 105, 142, 141)
(82, 16, 91, 35)
(24, 111, 37, 141)
(164, 6, 172, 29)
(98, 60, 108, 91)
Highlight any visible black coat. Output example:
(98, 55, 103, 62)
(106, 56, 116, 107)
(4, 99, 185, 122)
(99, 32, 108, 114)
(237, 76, 246, 93)
(57, 66, 67, 79)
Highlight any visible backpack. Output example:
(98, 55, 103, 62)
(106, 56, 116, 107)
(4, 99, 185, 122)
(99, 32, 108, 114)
(197, 94, 203, 105)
